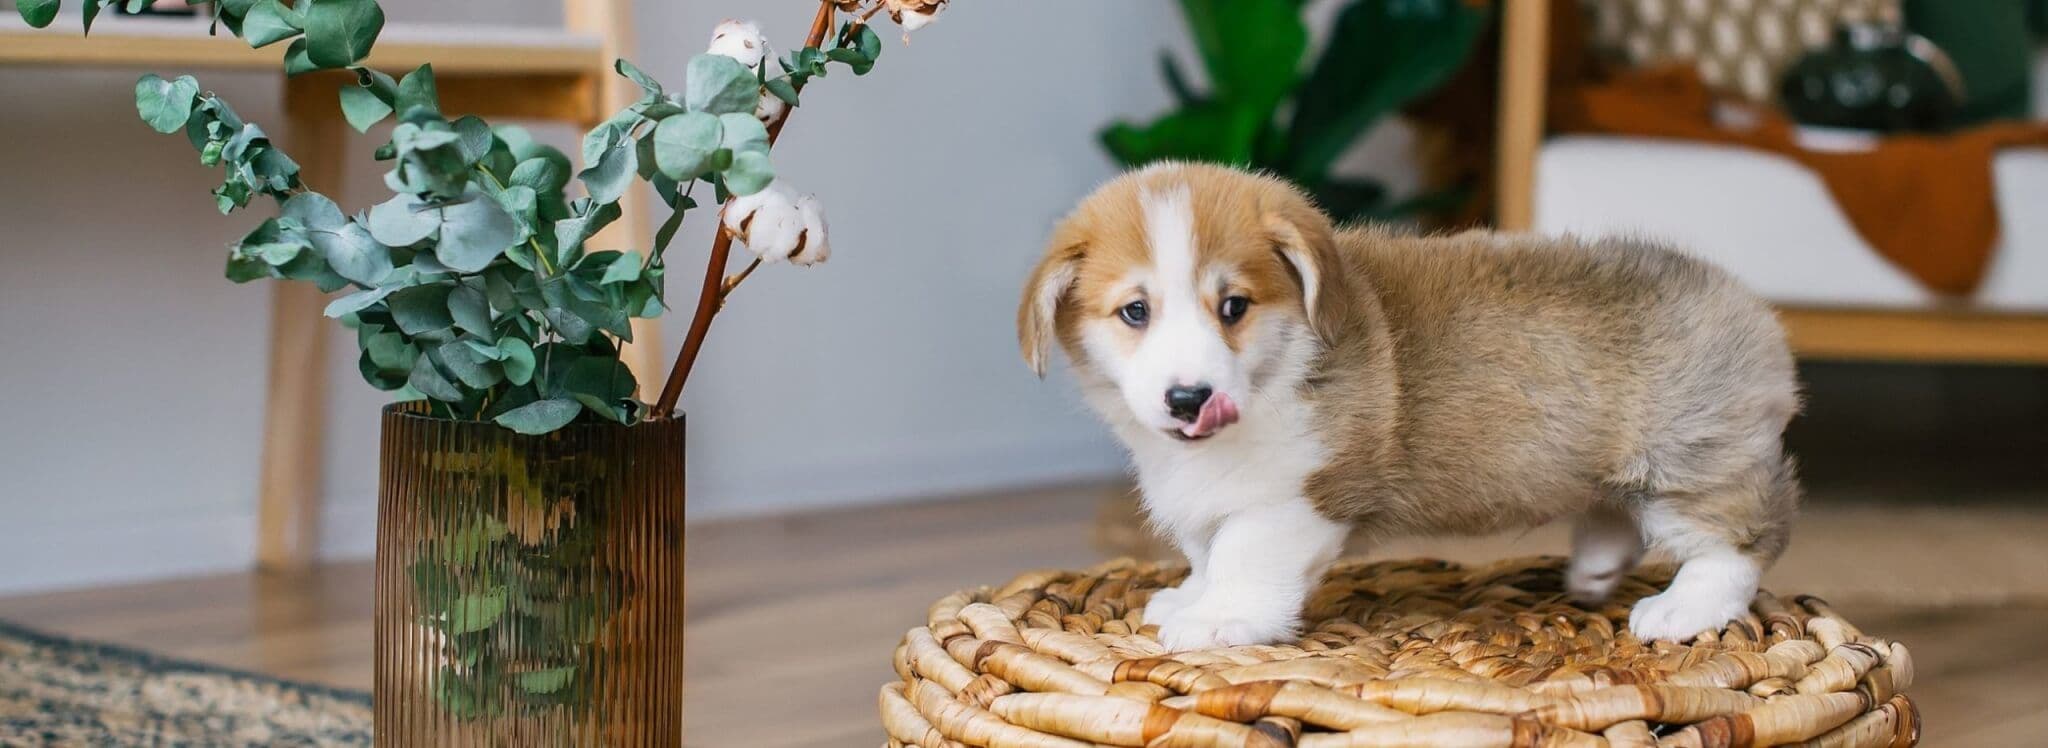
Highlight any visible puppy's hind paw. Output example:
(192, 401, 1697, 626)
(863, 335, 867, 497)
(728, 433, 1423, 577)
(1628, 588, 1749, 642)
(1154, 603, 1296, 651)
(1567, 567, 1624, 606)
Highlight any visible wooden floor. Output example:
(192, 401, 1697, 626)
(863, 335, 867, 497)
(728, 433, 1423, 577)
(2, 483, 2045, 746)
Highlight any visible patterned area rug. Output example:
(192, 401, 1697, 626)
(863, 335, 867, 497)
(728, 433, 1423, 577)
(0, 620, 370, 746)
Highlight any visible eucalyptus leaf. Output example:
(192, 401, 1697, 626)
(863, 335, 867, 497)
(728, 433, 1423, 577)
(615, 58, 662, 97)
(516, 666, 576, 695)
(387, 284, 455, 335)
(407, 350, 465, 402)
(651, 111, 721, 181)
(445, 590, 507, 634)
(498, 339, 536, 386)
(301, 0, 383, 68)
(323, 284, 398, 318)
(509, 156, 569, 195)
(718, 112, 769, 155)
(599, 251, 642, 285)
(435, 190, 519, 272)
(307, 221, 392, 286)
(435, 340, 502, 388)
(338, 85, 392, 132)
(494, 398, 582, 435)
(683, 54, 758, 115)
(451, 115, 494, 164)
(447, 283, 492, 336)
(241, 0, 301, 48)
(366, 194, 439, 246)
(283, 37, 317, 76)
(396, 64, 439, 118)
(721, 150, 773, 196)
(576, 129, 636, 205)
(135, 74, 201, 134)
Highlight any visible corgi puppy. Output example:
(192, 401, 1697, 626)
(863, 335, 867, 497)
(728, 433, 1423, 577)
(1018, 164, 1800, 650)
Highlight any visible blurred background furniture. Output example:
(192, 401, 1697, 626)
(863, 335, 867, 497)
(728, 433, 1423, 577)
(1491, 0, 2048, 365)
(0, 0, 649, 570)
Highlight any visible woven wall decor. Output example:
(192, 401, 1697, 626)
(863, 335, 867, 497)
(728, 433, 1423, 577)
(1582, 0, 1903, 102)
(881, 557, 1918, 747)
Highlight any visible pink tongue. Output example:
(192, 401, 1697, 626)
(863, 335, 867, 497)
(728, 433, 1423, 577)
(1181, 391, 1240, 438)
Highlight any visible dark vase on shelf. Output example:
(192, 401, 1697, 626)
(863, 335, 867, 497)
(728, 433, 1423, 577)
(375, 403, 685, 746)
(1779, 23, 1965, 134)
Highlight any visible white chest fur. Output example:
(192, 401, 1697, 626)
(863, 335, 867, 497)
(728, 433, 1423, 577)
(1102, 389, 1330, 539)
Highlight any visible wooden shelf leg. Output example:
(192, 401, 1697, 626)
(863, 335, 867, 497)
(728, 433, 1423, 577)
(1494, 0, 1550, 232)
(256, 80, 345, 572)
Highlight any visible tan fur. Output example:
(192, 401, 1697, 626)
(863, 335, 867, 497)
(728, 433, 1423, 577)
(1021, 164, 1801, 565)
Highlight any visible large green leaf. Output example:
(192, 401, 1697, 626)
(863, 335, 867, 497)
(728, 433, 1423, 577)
(683, 54, 758, 115)
(1100, 102, 1266, 167)
(17, 0, 58, 28)
(241, 0, 302, 48)
(651, 111, 722, 181)
(366, 195, 439, 247)
(494, 398, 582, 435)
(1176, 0, 1305, 114)
(387, 284, 455, 336)
(1284, 0, 1487, 181)
(135, 74, 202, 134)
(338, 85, 392, 132)
(301, 0, 383, 69)
(576, 126, 637, 205)
(435, 190, 520, 272)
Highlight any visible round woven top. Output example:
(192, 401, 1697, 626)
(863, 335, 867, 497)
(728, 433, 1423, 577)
(881, 557, 1918, 748)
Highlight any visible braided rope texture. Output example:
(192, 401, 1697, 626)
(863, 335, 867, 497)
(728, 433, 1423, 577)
(880, 557, 1919, 748)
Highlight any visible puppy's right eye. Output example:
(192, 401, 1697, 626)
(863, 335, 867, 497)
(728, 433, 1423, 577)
(1117, 300, 1149, 327)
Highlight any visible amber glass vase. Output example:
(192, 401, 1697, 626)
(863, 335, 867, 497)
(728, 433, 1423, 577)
(374, 403, 685, 746)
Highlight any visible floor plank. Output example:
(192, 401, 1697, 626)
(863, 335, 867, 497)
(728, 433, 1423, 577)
(0, 482, 2042, 746)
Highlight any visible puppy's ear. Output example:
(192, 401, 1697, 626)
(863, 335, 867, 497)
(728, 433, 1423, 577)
(1264, 198, 1352, 343)
(1018, 229, 1086, 377)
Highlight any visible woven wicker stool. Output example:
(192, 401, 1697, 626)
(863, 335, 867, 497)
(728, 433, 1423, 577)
(880, 557, 1918, 747)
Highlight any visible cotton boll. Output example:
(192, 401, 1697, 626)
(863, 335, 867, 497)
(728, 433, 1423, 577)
(789, 193, 830, 265)
(755, 92, 788, 129)
(707, 19, 768, 69)
(722, 180, 806, 263)
(884, 0, 947, 32)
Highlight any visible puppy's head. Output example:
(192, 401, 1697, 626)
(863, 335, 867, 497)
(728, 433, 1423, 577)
(1019, 163, 1351, 442)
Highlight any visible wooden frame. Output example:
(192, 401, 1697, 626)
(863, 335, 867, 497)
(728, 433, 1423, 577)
(2, 2, 646, 571)
(1490, 2, 2048, 366)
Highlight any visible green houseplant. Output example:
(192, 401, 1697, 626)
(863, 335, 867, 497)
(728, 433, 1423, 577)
(21, 0, 953, 741)
(1101, 0, 1489, 222)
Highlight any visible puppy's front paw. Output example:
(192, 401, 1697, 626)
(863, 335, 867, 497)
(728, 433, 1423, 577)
(1153, 601, 1297, 651)
(1141, 584, 1202, 627)
(1629, 588, 1749, 642)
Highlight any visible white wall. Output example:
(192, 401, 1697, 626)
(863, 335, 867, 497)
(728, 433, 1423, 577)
(0, 1, 1186, 593)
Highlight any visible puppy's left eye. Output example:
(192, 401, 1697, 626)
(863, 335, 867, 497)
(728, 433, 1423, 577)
(1218, 296, 1250, 324)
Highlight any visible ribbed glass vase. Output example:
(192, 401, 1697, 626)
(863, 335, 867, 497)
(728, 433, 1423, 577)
(374, 403, 685, 746)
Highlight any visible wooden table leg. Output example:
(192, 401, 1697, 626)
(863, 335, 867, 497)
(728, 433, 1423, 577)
(256, 80, 345, 572)
(1493, 0, 1550, 232)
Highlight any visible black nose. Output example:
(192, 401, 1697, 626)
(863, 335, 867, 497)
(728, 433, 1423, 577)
(1164, 385, 1213, 422)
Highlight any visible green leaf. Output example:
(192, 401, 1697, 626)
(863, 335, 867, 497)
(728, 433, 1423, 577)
(396, 64, 439, 118)
(338, 86, 392, 132)
(498, 338, 536, 386)
(651, 111, 722, 181)
(387, 284, 455, 336)
(516, 666, 576, 695)
(407, 350, 465, 402)
(281, 191, 346, 230)
(615, 58, 662, 97)
(324, 285, 398, 318)
(434, 340, 501, 388)
(445, 590, 507, 634)
(763, 77, 800, 107)
(1100, 102, 1266, 168)
(308, 222, 393, 286)
(283, 37, 317, 76)
(135, 74, 202, 134)
(451, 115, 493, 164)
(599, 250, 642, 285)
(1284, 0, 1487, 181)
(80, 0, 99, 34)
(366, 195, 439, 246)
(721, 150, 774, 196)
(364, 330, 417, 373)
(857, 24, 883, 62)
(494, 398, 582, 435)
(718, 112, 769, 156)
(17, 0, 59, 28)
(241, 0, 301, 48)
(1176, 0, 1305, 115)
(684, 54, 758, 115)
(576, 128, 636, 204)
(302, 0, 383, 69)
(447, 283, 491, 336)
(436, 190, 520, 272)
(509, 156, 569, 195)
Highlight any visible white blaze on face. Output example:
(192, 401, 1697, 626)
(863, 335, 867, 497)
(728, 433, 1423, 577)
(1104, 183, 1244, 433)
